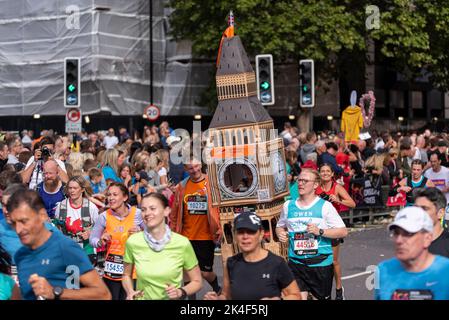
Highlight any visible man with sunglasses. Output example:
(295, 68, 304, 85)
(276, 168, 348, 300)
(375, 206, 449, 300)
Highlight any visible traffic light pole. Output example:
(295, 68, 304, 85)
(297, 107, 312, 133)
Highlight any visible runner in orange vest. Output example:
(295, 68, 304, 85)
(170, 156, 222, 298)
(90, 182, 143, 300)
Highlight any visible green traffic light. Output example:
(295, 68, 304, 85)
(68, 84, 76, 92)
(302, 85, 308, 92)
(261, 81, 270, 90)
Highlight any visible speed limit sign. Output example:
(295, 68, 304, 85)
(144, 104, 160, 121)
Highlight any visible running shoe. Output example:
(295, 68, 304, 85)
(335, 287, 345, 300)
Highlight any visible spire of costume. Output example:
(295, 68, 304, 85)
(206, 13, 288, 262)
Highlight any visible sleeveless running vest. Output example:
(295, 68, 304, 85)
(405, 176, 428, 206)
(316, 182, 341, 212)
(103, 206, 137, 281)
(286, 198, 333, 267)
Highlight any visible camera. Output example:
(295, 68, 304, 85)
(40, 146, 52, 160)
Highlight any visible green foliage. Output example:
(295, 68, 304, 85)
(167, 0, 449, 108)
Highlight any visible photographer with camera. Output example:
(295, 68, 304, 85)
(20, 136, 68, 190)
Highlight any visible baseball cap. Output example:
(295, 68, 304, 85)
(437, 140, 448, 147)
(234, 212, 262, 232)
(388, 206, 433, 234)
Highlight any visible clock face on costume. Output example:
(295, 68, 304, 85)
(217, 158, 258, 199)
(271, 150, 287, 193)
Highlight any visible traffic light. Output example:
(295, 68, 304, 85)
(255, 54, 275, 105)
(299, 59, 315, 108)
(64, 58, 80, 107)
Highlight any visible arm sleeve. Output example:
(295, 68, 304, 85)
(133, 208, 145, 230)
(182, 238, 199, 271)
(158, 167, 167, 177)
(89, 213, 106, 247)
(322, 202, 346, 229)
(24, 157, 34, 170)
(374, 264, 381, 300)
(276, 201, 290, 228)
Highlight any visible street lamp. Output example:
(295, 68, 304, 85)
(33, 114, 41, 119)
(194, 114, 202, 120)
(84, 116, 90, 124)
(288, 115, 295, 120)
(398, 116, 404, 122)
(327, 115, 333, 131)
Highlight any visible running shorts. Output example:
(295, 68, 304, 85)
(190, 240, 215, 272)
(288, 261, 334, 300)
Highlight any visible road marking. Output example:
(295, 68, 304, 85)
(342, 270, 374, 280)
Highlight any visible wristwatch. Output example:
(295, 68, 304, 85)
(319, 229, 325, 236)
(179, 287, 187, 300)
(53, 286, 64, 300)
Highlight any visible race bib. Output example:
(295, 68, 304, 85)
(391, 289, 434, 300)
(104, 254, 124, 278)
(187, 195, 207, 214)
(293, 233, 318, 255)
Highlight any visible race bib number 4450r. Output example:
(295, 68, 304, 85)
(293, 233, 318, 255)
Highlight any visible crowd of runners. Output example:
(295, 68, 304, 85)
(1, 122, 449, 300)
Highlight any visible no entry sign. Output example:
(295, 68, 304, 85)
(144, 104, 160, 121)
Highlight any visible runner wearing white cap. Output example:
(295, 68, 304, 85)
(375, 206, 449, 300)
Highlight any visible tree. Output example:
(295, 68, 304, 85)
(167, 0, 449, 109)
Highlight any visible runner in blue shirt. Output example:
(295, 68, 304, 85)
(375, 206, 449, 300)
(8, 189, 111, 300)
(0, 183, 59, 284)
(276, 168, 348, 300)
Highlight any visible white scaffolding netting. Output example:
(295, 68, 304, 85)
(0, 0, 211, 116)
